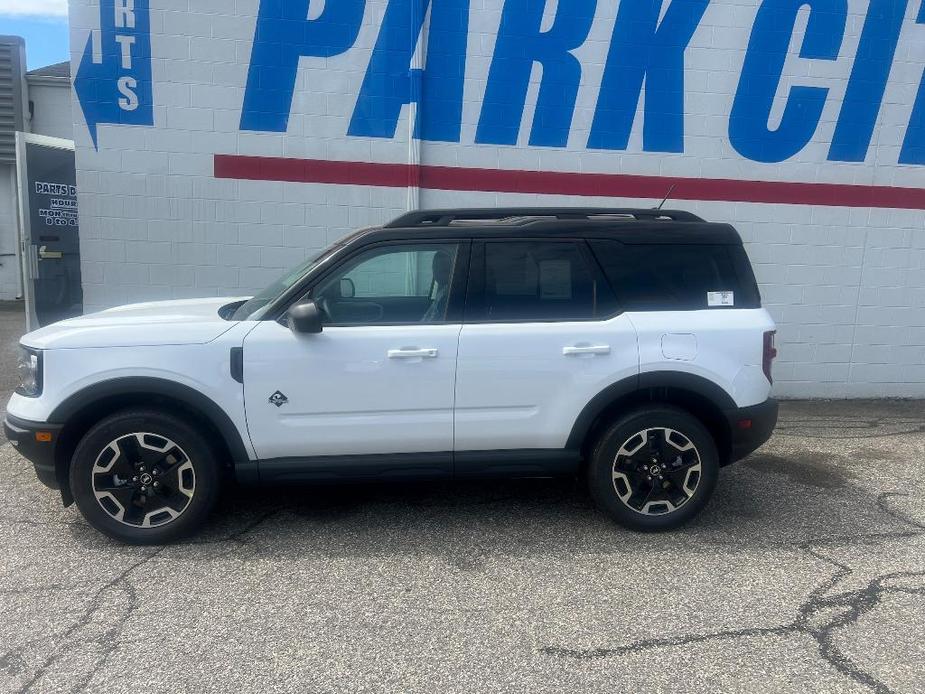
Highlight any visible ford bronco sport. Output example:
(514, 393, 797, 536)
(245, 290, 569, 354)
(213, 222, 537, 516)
(5, 208, 778, 543)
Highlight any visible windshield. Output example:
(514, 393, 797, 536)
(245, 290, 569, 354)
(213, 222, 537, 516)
(232, 247, 335, 320)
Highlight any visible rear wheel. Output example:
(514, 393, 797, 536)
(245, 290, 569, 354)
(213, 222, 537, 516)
(70, 409, 220, 544)
(587, 406, 719, 531)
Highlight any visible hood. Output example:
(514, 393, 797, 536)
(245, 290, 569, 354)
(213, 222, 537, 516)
(22, 297, 249, 350)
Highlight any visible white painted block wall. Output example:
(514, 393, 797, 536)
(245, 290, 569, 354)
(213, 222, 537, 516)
(0, 166, 23, 300)
(27, 83, 75, 142)
(67, 0, 925, 398)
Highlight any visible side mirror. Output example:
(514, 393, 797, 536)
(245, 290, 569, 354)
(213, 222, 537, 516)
(340, 278, 356, 299)
(286, 299, 323, 334)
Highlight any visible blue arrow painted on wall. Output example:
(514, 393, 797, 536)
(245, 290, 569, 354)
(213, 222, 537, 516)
(75, 0, 154, 149)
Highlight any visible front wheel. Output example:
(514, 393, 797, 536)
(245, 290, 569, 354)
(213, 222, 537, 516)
(70, 409, 220, 544)
(587, 406, 719, 531)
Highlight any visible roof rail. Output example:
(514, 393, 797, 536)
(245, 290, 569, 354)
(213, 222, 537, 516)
(384, 207, 704, 228)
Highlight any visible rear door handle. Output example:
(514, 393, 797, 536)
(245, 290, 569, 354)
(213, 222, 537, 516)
(563, 345, 611, 356)
(388, 348, 439, 359)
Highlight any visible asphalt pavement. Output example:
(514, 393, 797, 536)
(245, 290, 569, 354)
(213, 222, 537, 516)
(1, 305, 923, 693)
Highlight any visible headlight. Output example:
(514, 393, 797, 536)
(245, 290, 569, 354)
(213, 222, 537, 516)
(16, 346, 42, 397)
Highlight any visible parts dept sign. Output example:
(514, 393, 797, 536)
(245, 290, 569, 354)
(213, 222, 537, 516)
(75, 0, 925, 166)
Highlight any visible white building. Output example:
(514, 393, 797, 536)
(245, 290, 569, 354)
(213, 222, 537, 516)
(26, 61, 74, 141)
(62, 0, 925, 398)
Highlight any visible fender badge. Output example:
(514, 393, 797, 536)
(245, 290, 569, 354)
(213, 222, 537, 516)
(269, 391, 289, 407)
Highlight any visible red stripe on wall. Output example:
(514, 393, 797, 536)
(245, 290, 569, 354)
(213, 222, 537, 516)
(214, 154, 925, 210)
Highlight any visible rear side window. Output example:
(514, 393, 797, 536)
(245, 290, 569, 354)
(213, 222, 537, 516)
(475, 241, 618, 321)
(589, 241, 761, 311)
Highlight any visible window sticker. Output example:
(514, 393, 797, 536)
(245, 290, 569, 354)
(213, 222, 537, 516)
(707, 291, 734, 307)
(539, 260, 572, 299)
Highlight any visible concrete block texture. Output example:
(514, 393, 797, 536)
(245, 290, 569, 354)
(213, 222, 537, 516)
(69, 0, 925, 397)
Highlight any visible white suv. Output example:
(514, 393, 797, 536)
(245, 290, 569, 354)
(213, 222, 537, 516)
(5, 208, 778, 544)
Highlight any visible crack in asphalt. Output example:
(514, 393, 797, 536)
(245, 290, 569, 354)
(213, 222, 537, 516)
(0, 510, 280, 692)
(4, 482, 923, 694)
(2, 550, 163, 693)
(181, 508, 283, 560)
(774, 414, 925, 440)
(540, 570, 925, 694)
(539, 492, 925, 694)
(2, 404, 923, 692)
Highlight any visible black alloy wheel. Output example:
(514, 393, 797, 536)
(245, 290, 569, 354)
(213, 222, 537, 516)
(90, 432, 196, 528)
(611, 427, 702, 516)
(587, 406, 719, 531)
(70, 409, 220, 544)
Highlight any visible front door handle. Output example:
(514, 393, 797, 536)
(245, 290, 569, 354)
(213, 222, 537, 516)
(563, 345, 611, 356)
(388, 348, 439, 359)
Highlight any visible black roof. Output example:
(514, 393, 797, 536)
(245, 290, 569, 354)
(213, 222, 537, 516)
(26, 61, 70, 79)
(355, 208, 743, 246)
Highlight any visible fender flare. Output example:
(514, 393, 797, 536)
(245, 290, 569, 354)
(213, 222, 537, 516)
(566, 371, 737, 450)
(49, 377, 250, 465)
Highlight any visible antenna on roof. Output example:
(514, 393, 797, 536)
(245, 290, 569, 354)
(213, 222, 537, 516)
(655, 184, 677, 211)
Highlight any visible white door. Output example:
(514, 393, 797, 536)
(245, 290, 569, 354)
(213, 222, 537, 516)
(455, 240, 639, 452)
(243, 242, 465, 461)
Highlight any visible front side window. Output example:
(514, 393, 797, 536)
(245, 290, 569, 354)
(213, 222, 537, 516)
(477, 241, 615, 321)
(312, 243, 460, 325)
(231, 246, 337, 320)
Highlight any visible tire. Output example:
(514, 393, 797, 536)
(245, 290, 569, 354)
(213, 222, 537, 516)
(69, 409, 221, 544)
(587, 406, 719, 531)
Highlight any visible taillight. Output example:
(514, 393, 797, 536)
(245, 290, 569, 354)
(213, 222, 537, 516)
(763, 331, 777, 384)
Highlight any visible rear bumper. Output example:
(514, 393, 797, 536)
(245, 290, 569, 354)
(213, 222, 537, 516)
(724, 398, 778, 464)
(4, 414, 62, 490)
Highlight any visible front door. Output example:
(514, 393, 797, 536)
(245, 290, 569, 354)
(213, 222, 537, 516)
(242, 241, 467, 475)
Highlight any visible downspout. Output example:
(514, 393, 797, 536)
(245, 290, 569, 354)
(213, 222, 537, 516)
(406, 0, 425, 211)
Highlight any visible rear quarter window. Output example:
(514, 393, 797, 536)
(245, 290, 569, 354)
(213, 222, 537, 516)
(589, 240, 761, 311)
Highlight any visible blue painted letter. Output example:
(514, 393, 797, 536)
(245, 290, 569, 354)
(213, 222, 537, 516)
(588, 0, 709, 153)
(729, 0, 847, 163)
(829, 0, 907, 162)
(240, 0, 365, 132)
(74, 0, 154, 149)
(476, 0, 596, 147)
(348, 0, 470, 142)
(900, 2, 925, 164)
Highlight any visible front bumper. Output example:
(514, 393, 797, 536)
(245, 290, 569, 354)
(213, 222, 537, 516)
(724, 398, 779, 464)
(4, 414, 62, 490)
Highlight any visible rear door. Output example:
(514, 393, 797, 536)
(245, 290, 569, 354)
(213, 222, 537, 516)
(454, 239, 638, 458)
